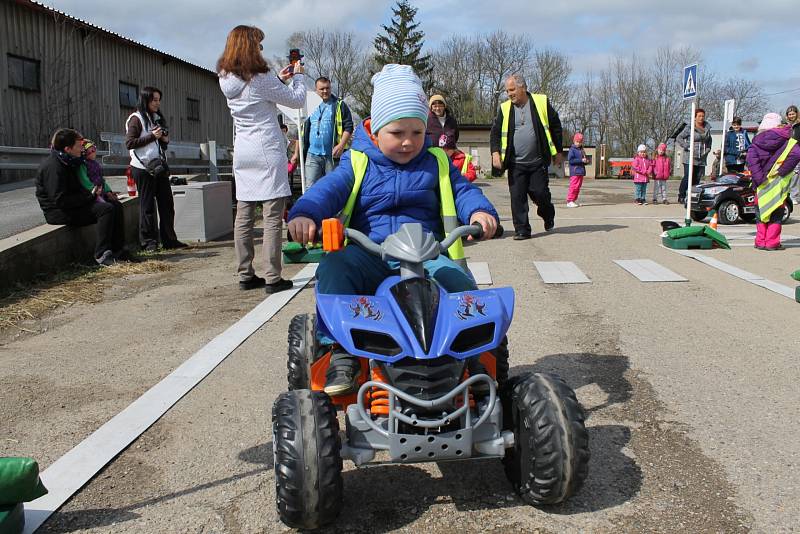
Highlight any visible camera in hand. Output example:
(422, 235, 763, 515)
(287, 48, 303, 74)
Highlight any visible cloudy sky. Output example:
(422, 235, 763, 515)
(46, 0, 800, 111)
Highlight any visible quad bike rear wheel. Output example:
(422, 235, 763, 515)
(501, 373, 589, 505)
(272, 389, 343, 529)
(287, 313, 317, 390)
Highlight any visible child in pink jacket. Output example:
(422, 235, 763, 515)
(652, 143, 671, 204)
(632, 144, 653, 205)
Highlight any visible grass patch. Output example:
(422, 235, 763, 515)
(0, 259, 172, 333)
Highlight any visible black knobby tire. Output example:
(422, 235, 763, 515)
(717, 200, 741, 225)
(782, 201, 793, 223)
(287, 313, 317, 390)
(272, 389, 343, 529)
(691, 211, 707, 222)
(501, 372, 589, 505)
(491, 336, 510, 388)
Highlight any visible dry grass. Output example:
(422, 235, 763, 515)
(0, 259, 173, 333)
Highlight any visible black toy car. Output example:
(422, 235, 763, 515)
(690, 172, 794, 224)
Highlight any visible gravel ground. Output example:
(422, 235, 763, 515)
(2, 178, 799, 533)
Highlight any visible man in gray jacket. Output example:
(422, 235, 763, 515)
(676, 107, 712, 204)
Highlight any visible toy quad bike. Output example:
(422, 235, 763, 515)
(272, 221, 589, 529)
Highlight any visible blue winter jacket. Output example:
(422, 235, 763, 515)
(567, 145, 586, 176)
(288, 121, 499, 244)
(723, 129, 751, 166)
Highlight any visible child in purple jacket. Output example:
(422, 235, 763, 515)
(746, 113, 800, 250)
(566, 132, 587, 207)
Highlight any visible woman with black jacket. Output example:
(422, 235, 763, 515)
(125, 86, 186, 252)
(426, 94, 459, 148)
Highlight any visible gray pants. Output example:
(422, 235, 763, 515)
(790, 170, 800, 203)
(234, 197, 287, 284)
(304, 153, 335, 190)
(652, 180, 668, 202)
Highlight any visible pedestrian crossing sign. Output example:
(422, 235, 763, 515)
(683, 64, 698, 100)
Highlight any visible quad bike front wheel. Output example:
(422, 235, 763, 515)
(287, 313, 317, 390)
(272, 389, 343, 529)
(501, 373, 589, 505)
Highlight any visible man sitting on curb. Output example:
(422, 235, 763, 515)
(35, 128, 127, 266)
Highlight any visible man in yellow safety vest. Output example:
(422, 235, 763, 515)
(490, 74, 563, 240)
(302, 76, 354, 189)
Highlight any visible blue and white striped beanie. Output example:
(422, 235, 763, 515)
(370, 64, 430, 133)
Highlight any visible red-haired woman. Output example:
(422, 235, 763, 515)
(218, 25, 306, 293)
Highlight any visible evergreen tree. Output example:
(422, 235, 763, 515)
(373, 1, 432, 83)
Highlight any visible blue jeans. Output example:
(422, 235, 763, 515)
(304, 153, 335, 189)
(634, 182, 647, 201)
(316, 244, 476, 345)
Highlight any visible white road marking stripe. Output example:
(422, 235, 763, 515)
(467, 261, 492, 285)
(534, 261, 591, 284)
(667, 248, 796, 301)
(22, 263, 318, 533)
(614, 259, 687, 282)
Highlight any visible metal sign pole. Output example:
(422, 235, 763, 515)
(685, 100, 697, 226)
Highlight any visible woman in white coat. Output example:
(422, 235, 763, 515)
(218, 25, 306, 293)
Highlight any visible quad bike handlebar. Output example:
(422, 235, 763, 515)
(343, 222, 484, 257)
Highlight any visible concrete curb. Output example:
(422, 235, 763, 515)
(0, 196, 140, 291)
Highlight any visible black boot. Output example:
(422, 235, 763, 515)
(323, 347, 361, 396)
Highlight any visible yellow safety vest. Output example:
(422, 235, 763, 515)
(499, 93, 557, 164)
(461, 154, 472, 175)
(757, 138, 797, 222)
(342, 148, 466, 268)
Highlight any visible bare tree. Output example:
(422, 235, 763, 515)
(480, 31, 533, 116)
(527, 48, 572, 112)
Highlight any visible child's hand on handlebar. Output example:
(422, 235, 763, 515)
(468, 211, 497, 240)
(288, 216, 317, 246)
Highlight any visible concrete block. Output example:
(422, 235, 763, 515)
(0, 196, 139, 291)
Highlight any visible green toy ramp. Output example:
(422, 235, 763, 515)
(0, 458, 47, 505)
(0, 503, 24, 534)
(282, 242, 326, 264)
(662, 225, 730, 250)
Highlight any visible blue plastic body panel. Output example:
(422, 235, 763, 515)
(316, 275, 515, 363)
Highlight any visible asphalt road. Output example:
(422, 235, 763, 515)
(0, 180, 45, 239)
(0, 177, 128, 240)
(1, 178, 798, 533)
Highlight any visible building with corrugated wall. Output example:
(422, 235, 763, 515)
(0, 0, 232, 150)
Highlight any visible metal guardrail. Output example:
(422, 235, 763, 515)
(0, 134, 233, 177)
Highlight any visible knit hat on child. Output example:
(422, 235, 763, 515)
(573, 132, 584, 143)
(371, 64, 430, 133)
(657, 142, 667, 152)
(758, 112, 782, 132)
(637, 144, 647, 152)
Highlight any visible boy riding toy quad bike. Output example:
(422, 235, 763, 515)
(272, 220, 590, 529)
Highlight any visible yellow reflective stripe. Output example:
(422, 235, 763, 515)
(428, 147, 465, 262)
(757, 138, 797, 222)
(461, 154, 472, 175)
(341, 150, 368, 229)
(500, 100, 511, 163)
(532, 93, 557, 156)
(335, 100, 350, 149)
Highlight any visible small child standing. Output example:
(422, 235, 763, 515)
(566, 132, 587, 207)
(652, 143, 671, 204)
(631, 144, 652, 205)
